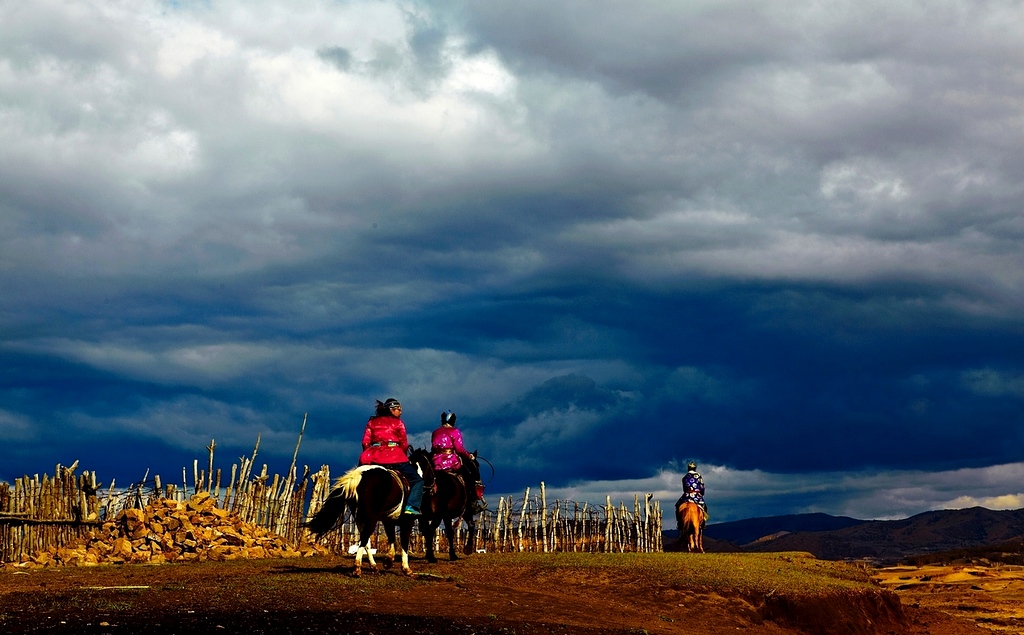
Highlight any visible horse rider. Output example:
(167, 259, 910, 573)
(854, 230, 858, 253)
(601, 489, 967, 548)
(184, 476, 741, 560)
(430, 410, 486, 513)
(359, 398, 423, 516)
(680, 461, 707, 529)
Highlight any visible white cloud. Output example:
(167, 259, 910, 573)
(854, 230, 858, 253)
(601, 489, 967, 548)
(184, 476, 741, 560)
(942, 493, 1024, 511)
(0, 410, 35, 442)
(6, 338, 284, 386)
(962, 369, 1024, 398)
(155, 22, 239, 78)
(820, 160, 911, 206)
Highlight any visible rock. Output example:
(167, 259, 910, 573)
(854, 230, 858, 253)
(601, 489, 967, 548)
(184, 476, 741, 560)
(16, 494, 329, 568)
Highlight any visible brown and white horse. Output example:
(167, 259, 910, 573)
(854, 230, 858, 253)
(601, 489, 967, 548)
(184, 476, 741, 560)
(304, 451, 431, 577)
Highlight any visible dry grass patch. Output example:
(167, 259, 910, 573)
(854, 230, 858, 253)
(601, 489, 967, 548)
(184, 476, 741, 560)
(457, 551, 876, 594)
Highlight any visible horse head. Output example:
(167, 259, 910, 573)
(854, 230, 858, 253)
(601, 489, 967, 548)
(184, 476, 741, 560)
(408, 447, 435, 487)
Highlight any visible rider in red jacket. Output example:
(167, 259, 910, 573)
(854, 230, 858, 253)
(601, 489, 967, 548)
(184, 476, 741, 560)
(358, 398, 423, 515)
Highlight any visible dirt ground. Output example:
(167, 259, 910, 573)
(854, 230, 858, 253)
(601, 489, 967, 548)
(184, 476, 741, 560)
(873, 563, 1024, 634)
(0, 554, 993, 635)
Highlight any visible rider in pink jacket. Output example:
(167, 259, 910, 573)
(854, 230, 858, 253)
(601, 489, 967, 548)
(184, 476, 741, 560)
(430, 411, 473, 471)
(431, 410, 486, 513)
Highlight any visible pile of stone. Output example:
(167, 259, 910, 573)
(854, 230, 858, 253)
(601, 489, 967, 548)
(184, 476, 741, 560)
(17, 492, 328, 568)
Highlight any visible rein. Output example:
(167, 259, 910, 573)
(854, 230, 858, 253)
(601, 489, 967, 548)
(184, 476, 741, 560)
(476, 455, 495, 486)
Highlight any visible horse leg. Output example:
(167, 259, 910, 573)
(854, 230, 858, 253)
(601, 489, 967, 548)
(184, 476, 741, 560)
(380, 522, 397, 570)
(462, 512, 477, 555)
(353, 545, 364, 577)
(444, 517, 459, 561)
(675, 507, 686, 550)
(427, 521, 440, 564)
(420, 516, 439, 564)
(398, 517, 413, 577)
(353, 524, 375, 578)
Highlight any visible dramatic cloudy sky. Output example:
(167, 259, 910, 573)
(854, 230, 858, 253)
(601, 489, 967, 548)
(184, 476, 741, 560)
(3, 0, 1023, 523)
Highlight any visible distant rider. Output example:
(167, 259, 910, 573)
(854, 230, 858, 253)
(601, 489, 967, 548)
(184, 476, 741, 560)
(431, 410, 486, 513)
(359, 398, 423, 516)
(679, 461, 707, 529)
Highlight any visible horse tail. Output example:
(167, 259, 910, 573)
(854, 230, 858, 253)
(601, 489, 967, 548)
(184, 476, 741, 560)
(304, 466, 370, 536)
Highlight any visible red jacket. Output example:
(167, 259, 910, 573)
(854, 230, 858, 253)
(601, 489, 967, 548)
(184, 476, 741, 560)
(359, 414, 410, 465)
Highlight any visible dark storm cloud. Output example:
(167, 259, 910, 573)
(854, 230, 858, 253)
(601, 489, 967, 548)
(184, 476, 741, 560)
(457, 0, 791, 100)
(2, 0, 1023, 521)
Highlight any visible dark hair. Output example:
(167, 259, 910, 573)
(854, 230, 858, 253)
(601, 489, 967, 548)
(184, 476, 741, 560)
(375, 398, 401, 417)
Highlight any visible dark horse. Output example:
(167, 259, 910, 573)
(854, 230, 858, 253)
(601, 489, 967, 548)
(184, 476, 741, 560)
(675, 500, 705, 553)
(411, 448, 482, 563)
(304, 451, 433, 577)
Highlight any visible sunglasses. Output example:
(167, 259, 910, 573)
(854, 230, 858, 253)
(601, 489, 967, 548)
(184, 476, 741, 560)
(389, 404, 402, 410)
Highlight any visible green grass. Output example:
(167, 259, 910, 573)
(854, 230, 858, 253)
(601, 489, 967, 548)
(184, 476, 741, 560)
(457, 551, 875, 595)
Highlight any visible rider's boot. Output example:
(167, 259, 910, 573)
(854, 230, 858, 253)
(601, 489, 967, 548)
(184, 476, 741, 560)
(470, 480, 487, 513)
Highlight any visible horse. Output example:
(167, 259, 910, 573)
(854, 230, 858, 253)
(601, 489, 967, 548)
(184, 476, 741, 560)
(413, 448, 482, 562)
(676, 500, 705, 553)
(304, 452, 432, 577)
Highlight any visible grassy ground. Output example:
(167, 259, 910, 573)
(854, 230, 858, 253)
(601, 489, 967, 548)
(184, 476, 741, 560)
(455, 551, 876, 593)
(0, 550, 920, 635)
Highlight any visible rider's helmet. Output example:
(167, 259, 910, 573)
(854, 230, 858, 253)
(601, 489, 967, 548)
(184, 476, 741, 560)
(383, 398, 402, 413)
(441, 410, 457, 426)
(687, 461, 697, 471)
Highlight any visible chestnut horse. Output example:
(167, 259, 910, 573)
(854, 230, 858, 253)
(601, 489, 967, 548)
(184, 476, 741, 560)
(304, 451, 431, 577)
(675, 501, 705, 553)
(413, 448, 483, 562)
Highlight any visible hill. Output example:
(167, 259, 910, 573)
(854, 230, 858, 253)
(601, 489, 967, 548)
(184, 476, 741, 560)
(705, 512, 866, 545)
(686, 507, 1024, 562)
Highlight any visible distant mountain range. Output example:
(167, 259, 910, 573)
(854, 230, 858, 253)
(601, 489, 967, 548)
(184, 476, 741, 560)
(665, 507, 1024, 562)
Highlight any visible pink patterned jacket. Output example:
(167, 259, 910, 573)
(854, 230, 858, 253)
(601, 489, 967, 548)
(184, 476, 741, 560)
(430, 425, 472, 471)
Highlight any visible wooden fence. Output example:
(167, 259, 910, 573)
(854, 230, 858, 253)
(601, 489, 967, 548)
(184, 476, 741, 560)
(1, 439, 663, 562)
(468, 484, 663, 553)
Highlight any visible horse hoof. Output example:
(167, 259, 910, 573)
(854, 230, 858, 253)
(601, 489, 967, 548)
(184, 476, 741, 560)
(352, 569, 362, 578)
(426, 556, 438, 564)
